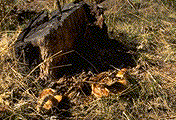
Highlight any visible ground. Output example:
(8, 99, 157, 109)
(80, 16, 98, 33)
(0, 0, 176, 119)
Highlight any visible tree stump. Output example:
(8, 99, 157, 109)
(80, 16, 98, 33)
(15, 1, 136, 80)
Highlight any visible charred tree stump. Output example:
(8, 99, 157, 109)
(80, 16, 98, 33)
(15, 1, 136, 80)
(15, 2, 94, 79)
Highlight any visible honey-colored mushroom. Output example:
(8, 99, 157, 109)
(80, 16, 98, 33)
(91, 84, 109, 98)
(36, 88, 62, 112)
(116, 68, 128, 78)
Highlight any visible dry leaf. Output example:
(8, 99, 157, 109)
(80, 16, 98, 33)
(91, 84, 109, 98)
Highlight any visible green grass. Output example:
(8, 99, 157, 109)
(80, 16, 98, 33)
(0, 0, 176, 119)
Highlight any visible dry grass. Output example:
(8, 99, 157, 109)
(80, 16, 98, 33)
(0, 0, 176, 119)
